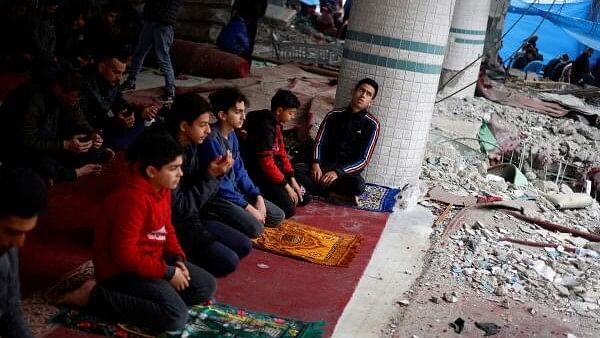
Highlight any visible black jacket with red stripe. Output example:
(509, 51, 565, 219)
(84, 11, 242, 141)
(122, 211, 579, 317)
(313, 107, 380, 176)
(242, 109, 294, 186)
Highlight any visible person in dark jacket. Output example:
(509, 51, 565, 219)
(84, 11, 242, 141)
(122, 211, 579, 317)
(28, 0, 60, 78)
(544, 54, 569, 79)
(121, 0, 182, 101)
(216, 15, 250, 56)
(242, 89, 310, 218)
(295, 78, 380, 201)
(83, 2, 122, 61)
(198, 87, 285, 238)
(57, 131, 216, 334)
(0, 70, 105, 182)
(0, 166, 47, 338)
(167, 93, 251, 277)
(81, 45, 158, 150)
(232, 0, 267, 63)
(571, 47, 595, 85)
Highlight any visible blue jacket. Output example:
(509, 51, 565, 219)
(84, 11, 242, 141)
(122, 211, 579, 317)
(217, 16, 250, 56)
(197, 126, 260, 207)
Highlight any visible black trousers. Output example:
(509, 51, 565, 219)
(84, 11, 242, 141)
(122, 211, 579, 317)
(294, 163, 366, 198)
(253, 176, 311, 218)
(89, 262, 216, 333)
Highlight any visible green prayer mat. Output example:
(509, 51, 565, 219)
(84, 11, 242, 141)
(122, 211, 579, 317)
(52, 303, 325, 338)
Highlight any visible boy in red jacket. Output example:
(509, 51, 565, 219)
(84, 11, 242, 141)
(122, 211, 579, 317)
(58, 130, 216, 334)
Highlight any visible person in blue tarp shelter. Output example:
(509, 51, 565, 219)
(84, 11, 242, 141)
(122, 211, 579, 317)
(216, 15, 250, 58)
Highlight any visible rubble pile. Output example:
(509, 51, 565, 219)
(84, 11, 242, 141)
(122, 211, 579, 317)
(433, 96, 600, 172)
(416, 96, 600, 322)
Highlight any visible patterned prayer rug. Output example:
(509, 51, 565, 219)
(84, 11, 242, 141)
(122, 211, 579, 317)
(252, 220, 362, 267)
(356, 183, 401, 212)
(52, 303, 325, 338)
(313, 183, 401, 213)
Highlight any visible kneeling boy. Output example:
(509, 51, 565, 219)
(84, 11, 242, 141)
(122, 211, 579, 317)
(59, 130, 216, 334)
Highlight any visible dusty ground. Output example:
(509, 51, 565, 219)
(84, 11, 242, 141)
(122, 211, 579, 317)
(384, 94, 600, 338)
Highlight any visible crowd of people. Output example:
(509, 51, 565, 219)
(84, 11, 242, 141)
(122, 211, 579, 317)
(0, 2, 381, 335)
(510, 35, 599, 87)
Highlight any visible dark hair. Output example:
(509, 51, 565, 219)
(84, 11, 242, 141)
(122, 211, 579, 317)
(52, 69, 85, 92)
(270, 89, 300, 112)
(102, 1, 120, 14)
(0, 166, 47, 218)
(355, 78, 379, 98)
(168, 93, 212, 137)
(209, 87, 248, 118)
(126, 129, 183, 176)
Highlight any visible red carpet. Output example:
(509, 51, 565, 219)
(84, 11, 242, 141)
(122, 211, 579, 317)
(20, 154, 129, 296)
(218, 200, 389, 337)
(20, 153, 389, 337)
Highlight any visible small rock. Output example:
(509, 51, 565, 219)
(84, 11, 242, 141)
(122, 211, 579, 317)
(430, 296, 440, 304)
(397, 299, 410, 306)
(554, 284, 570, 297)
(528, 307, 536, 316)
(443, 292, 459, 303)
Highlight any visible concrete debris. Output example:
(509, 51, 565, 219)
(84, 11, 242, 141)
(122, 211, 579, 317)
(397, 299, 411, 306)
(421, 97, 600, 321)
(443, 291, 459, 303)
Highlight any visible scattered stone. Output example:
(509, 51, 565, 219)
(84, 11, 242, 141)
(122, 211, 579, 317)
(429, 296, 440, 304)
(397, 299, 410, 306)
(443, 292, 459, 303)
(528, 307, 536, 316)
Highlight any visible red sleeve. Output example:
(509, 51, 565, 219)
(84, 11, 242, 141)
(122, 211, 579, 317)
(164, 194, 185, 259)
(109, 196, 168, 279)
(258, 150, 287, 185)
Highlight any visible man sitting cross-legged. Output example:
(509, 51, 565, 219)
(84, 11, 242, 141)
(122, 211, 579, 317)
(57, 130, 216, 334)
(295, 78, 380, 203)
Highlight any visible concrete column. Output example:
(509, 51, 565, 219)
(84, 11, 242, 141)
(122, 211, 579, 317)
(484, 0, 510, 68)
(335, 0, 455, 187)
(440, 0, 492, 98)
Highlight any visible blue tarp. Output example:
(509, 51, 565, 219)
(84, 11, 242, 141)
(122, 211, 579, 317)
(500, 0, 599, 66)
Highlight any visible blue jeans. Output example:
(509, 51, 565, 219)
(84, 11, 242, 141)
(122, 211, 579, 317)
(127, 20, 175, 96)
(89, 262, 216, 333)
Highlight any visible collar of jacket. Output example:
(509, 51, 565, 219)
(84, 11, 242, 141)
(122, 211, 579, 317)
(346, 106, 369, 116)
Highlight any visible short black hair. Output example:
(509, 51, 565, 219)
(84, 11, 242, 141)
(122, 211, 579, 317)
(355, 78, 379, 98)
(126, 129, 183, 177)
(0, 166, 47, 219)
(209, 87, 248, 118)
(168, 93, 212, 137)
(270, 89, 300, 112)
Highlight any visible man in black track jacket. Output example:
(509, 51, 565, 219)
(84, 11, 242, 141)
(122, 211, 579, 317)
(295, 78, 380, 200)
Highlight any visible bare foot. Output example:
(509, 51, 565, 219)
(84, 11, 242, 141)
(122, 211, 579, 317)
(55, 279, 97, 307)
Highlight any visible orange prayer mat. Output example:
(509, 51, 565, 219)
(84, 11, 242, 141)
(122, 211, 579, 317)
(252, 220, 362, 267)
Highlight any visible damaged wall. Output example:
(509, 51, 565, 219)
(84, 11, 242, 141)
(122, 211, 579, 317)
(335, 0, 455, 187)
(483, 0, 510, 68)
(176, 0, 234, 43)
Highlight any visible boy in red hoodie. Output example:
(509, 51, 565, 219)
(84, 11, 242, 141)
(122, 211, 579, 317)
(58, 130, 216, 334)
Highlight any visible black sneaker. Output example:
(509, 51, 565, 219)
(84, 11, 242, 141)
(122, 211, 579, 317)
(120, 81, 136, 91)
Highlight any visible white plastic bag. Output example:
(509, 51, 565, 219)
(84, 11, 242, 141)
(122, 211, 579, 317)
(397, 181, 429, 210)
